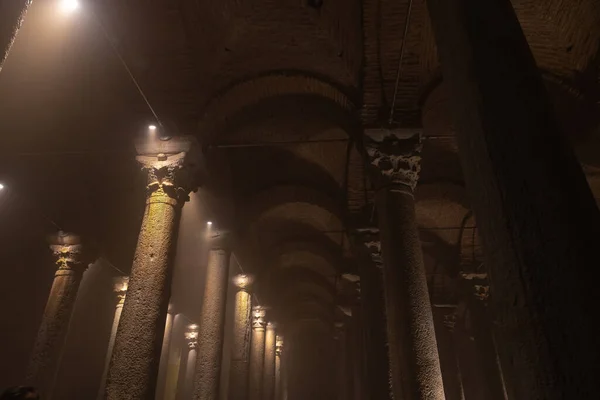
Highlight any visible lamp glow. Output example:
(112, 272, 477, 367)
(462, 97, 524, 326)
(60, 0, 79, 13)
(207, 221, 212, 226)
(148, 124, 157, 131)
(0, 183, 4, 190)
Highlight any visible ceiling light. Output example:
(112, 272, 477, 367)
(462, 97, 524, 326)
(60, 0, 79, 13)
(0, 183, 4, 190)
(207, 221, 213, 226)
(148, 124, 157, 131)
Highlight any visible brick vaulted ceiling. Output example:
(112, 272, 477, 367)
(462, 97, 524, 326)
(2, 0, 600, 328)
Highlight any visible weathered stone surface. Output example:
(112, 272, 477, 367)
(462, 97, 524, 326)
(228, 275, 254, 400)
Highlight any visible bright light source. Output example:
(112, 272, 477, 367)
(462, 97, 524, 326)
(148, 124, 157, 131)
(207, 221, 213, 226)
(0, 183, 4, 190)
(60, 0, 79, 13)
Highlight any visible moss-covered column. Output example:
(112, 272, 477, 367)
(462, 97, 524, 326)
(0, 0, 31, 71)
(98, 277, 129, 400)
(365, 129, 445, 400)
(248, 306, 267, 400)
(105, 140, 199, 400)
(228, 274, 254, 400)
(274, 336, 283, 400)
(193, 231, 231, 400)
(262, 323, 277, 400)
(27, 232, 90, 399)
(426, 0, 600, 397)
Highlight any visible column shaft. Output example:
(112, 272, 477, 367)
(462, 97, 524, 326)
(376, 186, 445, 399)
(249, 325, 266, 400)
(156, 311, 175, 399)
(433, 308, 465, 400)
(426, 0, 600, 397)
(228, 285, 253, 400)
(193, 246, 231, 400)
(181, 349, 197, 399)
(274, 354, 282, 400)
(262, 326, 276, 400)
(27, 236, 86, 399)
(334, 324, 349, 400)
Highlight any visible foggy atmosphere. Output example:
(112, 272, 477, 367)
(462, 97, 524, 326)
(0, 0, 599, 399)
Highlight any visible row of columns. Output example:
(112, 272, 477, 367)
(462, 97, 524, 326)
(18, 0, 600, 397)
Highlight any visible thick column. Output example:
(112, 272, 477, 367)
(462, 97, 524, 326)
(426, 0, 600, 398)
(98, 277, 129, 400)
(274, 336, 283, 400)
(193, 231, 231, 400)
(365, 129, 445, 400)
(105, 140, 198, 400)
(262, 323, 277, 400)
(248, 306, 267, 400)
(353, 230, 391, 400)
(0, 0, 30, 71)
(228, 274, 254, 400)
(156, 308, 176, 399)
(27, 232, 90, 399)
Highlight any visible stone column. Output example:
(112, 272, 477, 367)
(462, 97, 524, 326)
(193, 231, 231, 400)
(248, 306, 267, 400)
(180, 325, 199, 400)
(426, 0, 600, 398)
(156, 307, 176, 400)
(274, 336, 283, 400)
(27, 232, 90, 399)
(262, 323, 277, 400)
(334, 322, 350, 400)
(348, 297, 365, 400)
(364, 129, 445, 400)
(0, 0, 31, 72)
(353, 229, 392, 400)
(98, 276, 129, 400)
(105, 139, 199, 400)
(433, 307, 465, 400)
(228, 274, 254, 400)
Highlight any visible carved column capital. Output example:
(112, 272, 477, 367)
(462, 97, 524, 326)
(113, 276, 129, 306)
(354, 228, 383, 269)
(363, 128, 423, 191)
(47, 232, 89, 274)
(267, 322, 277, 331)
(185, 324, 199, 350)
(232, 274, 254, 292)
(252, 306, 267, 330)
(275, 335, 284, 356)
(460, 272, 490, 301)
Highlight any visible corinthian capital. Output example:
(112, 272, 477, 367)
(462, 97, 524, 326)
(363, 128, 423, 190)
(135, 136, 201, 203)
(252, 306, 267, 330)
(47, 232, 90, 273)
(353, 227, 383, 269)
(275, 335, 284, 356)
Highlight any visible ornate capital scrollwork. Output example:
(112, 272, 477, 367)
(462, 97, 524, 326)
(47, 232, 90, 274)
(252, 306, 267, 330)
(354, 228, 383, 269)
(460, 272, 490, 301)
(275, 335, 284, 356)
(113, 276, 129, 305)
(363, 128, 423, 191)
(185, 324, 199, 350)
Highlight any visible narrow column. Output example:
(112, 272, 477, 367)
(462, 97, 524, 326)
(0, 0, 31, 71)
(105, 139, 199, 400)
(193, 231, 231, 400)
(433, 307, 465, 400)
(98, 276, 129, 400)
(156, 307, 176, 400)
(426, 0, 600, 397)
(353, 230, 392, 400)
(349, 296, 365, 400)
(228, 274, 254, 400)
(364, 129, 445, 400)
(248, 306, 267, 400)
(274, 336, 283, 400)
(180, 325, 199, 400)
(27, 232, 90, 399)
(262, 323, 277, 400)
(334, 322, 349, 400)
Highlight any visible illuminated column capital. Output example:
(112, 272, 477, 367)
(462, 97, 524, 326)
(266, 322, 277, 332)
(185, 324, 199, 350)
(113, 276, 129, 306)
(47, 232, 91, 274)
(252, 306, 267, 330)
(232, 274, 254, 292)
(363, 128, 422, 191)
(275, 335, 284, 356)
(135, 136, 201, 204)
